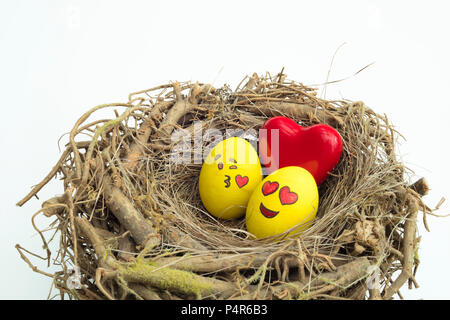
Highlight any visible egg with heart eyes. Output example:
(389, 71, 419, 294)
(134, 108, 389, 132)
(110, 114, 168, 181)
(245, 166, 319, 239)
(199, 137, 263, 219)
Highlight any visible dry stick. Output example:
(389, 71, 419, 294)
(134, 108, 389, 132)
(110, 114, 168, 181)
(154, 82, 188, 139)
(233, 257, 371, 299)
(94, 227, 116, 239)
(155, 82, 211, 140)
(89, 148, 158, 253)
(128, 83, 179, 101)
(101, 175, 160, 249)
(152, 252, 274, 273)
(69, 103, 134, 182)
(31, 209, 53, 266)
(65, 187, 78, 267)
(16, 106, 133, 207)
(369, 287, 382, 300)
(419, 199, 431, 233)
(409, 178, 431, 232)
(238, 84, 327, 109)
(80, 287, 103, 300)
(129, 284, 162, 300)
(75, 217, 112, 266)
(249, 241, 293, 299)
(382, 193, 419, 299)
(81, 106, 144, 186)
(164, 226, 208, 252)
(236, 101, 343, 127)
(91, 145, 158, 250)
(347, 282, 368, 300)
(41, 196, 68, 217)
(315, 294, 352, 300)
(16, 146, 71, 207)
(95, 268, 116, 300)
(410, 177, 429, 197)
(125, 82, 212, 170)
(15, 244, 56, 279)
(125, 100, 174, 170)
(296, 239, 307, 283)
(117, 229, 136, 262)
(304, 256, 371, 298)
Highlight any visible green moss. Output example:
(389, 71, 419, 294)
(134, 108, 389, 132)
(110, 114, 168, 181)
(118, 259, 216, 298)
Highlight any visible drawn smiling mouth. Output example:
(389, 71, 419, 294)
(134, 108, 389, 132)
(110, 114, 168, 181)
(224, 175, 231, 188)
(259, 203, 279, 218)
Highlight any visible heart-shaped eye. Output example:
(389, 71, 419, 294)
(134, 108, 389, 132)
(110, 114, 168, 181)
(279, 186, 298, 205)
(235, 175, 249, 188)
(262, 181, 279, 196)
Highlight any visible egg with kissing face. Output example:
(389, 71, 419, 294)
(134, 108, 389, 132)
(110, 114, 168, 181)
(245, 166, 319, 239)
(199, 137, 262, 219)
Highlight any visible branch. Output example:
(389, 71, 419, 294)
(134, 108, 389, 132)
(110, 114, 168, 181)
(155, 82, 211, 141)
(383, 193, 418, 299)
(163, 226, 208, 251)
(102, 175, 160, 249)
(308, 256, 370, 289)
(409, 177, 429, 196)
(75, 217, 111, 266)
(16, 147, 71, 207)
(237, 101, 343, 127)
(231, 257, 371, 299)
(118, 260, 236, 298)
(152, 252, 271, 273)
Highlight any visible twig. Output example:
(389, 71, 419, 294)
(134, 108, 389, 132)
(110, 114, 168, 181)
(101, 175, 160, 249)
(95, 268, 116, 300)
(17, 147, 71, 207)
(69, 103, 134, 181)
(15, 244, 55, 278)
(383, 193, 418, 299)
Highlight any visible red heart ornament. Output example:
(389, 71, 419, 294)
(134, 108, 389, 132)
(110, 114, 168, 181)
(235, 175, 249, 188)
(259, 116, 343, 185)
(279, 186, 298, 205)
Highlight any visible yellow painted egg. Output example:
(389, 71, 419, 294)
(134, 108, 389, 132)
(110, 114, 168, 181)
(245, 166, 319, 239)
(199, 137, 263, 219)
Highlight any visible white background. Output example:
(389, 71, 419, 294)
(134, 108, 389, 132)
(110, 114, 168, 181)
(1, 0, 449, 299)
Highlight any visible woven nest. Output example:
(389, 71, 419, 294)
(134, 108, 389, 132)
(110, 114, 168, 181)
(17, 71, 432, 300)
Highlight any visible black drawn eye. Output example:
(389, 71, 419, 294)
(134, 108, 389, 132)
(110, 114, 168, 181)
(218, 163, 223, 170)
(229, 165, 237, 169)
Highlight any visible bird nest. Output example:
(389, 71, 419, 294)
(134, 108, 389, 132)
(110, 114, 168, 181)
(17, 71, 432, 300)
